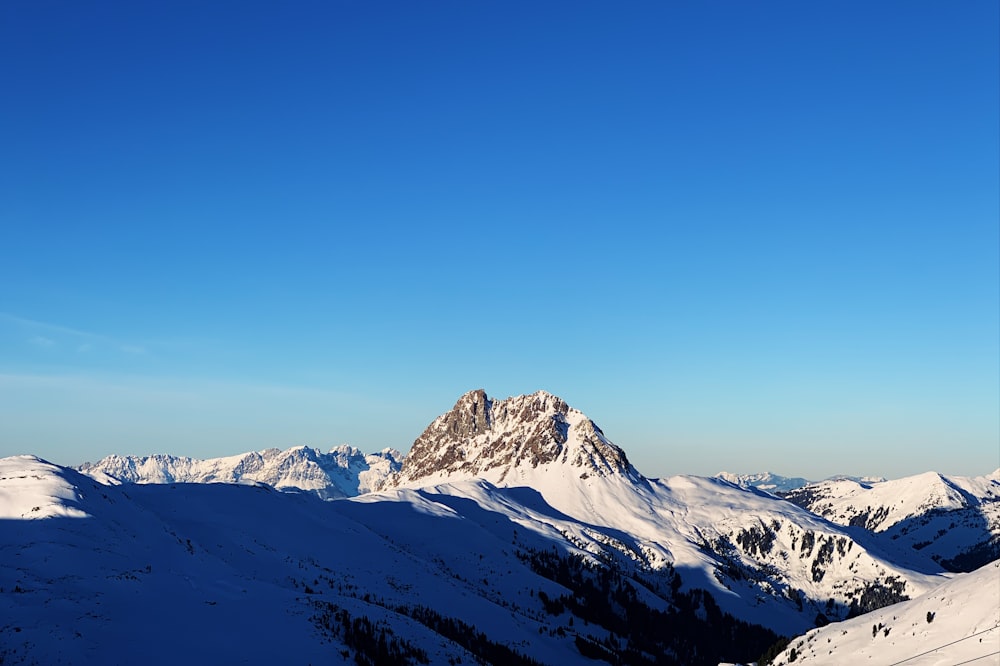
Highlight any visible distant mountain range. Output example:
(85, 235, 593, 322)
(714, 472, 888, 495)
(79, 444, 402, 499)
(4, 389, 998, 665)
(715, 471, 812, 494)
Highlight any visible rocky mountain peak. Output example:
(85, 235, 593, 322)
(440, 388, 495, 439)
(385, 389, 638, 489)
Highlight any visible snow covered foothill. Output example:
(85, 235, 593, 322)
(766, 560, 1000, 665)
(785, 471, 1000, 533)
(785, 469, 1000, 572)
(0, 455, 91, 519)
(0, 454, 585, 665)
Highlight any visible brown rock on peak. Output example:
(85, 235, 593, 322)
(384, 389, 638, 489)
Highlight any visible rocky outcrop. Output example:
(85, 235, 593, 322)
(384, 389, 639, 488)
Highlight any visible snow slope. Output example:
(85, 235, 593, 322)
(78, 444, 402, 499)
(395, 473, 951, 635)
(767, 560, 1000, 665)
(784, 472, 1000, 533)
(5, 389, 992, 665)
(0, 455, 592, 665)
(0, 455, 92, 519)
(0, 453, 790, 665)
(0, 450, 952, 664)
(785, 470, 1000, 571)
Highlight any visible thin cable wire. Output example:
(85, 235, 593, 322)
(884, 625, 1000, 666)
(949, 650, 1000, 666)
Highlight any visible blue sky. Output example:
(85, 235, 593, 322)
(1, 1, 997, 479)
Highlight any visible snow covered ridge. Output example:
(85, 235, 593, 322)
(0, 452, 952, 665)
(0, 455, 91, 519)
(72, 388, 1000, 579)
(783, 471, 1000, 532)
(784, 471, 1000, 572)
(3, 389, 998, 665)
(78, 444, 403, 499)
(763, 560, 1000, 666)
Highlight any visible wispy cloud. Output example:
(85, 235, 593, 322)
(1, 312, 152, 358)
(0, 313, 102, 340)
(29, 335, 55, 348)
(0, 371, 372, 409)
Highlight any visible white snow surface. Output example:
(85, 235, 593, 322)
(0, 455, 588, 665)
(0, 451, 951, 666)
(766, 560, 1000, 665)
(0, 455, 90, 519)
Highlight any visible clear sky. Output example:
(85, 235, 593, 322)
(1, 1, 997, 480)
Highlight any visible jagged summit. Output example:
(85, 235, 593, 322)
(385, 389, 641, 489)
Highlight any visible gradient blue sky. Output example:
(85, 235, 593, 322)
(1, 1, 997, 480)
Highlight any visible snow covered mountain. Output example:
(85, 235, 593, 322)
(0, 454, 781, 665)
(383, 390, 951, 634)
(784, 470, 1000, 572)
(715, 471, 811, 494)
(78, 444, 403, 499)
(0, 450, 950, 666)
(763, 560, 1000, 665)
(4, 389, 992, 665)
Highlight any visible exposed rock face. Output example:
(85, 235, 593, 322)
(385, 389, 639, 488)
